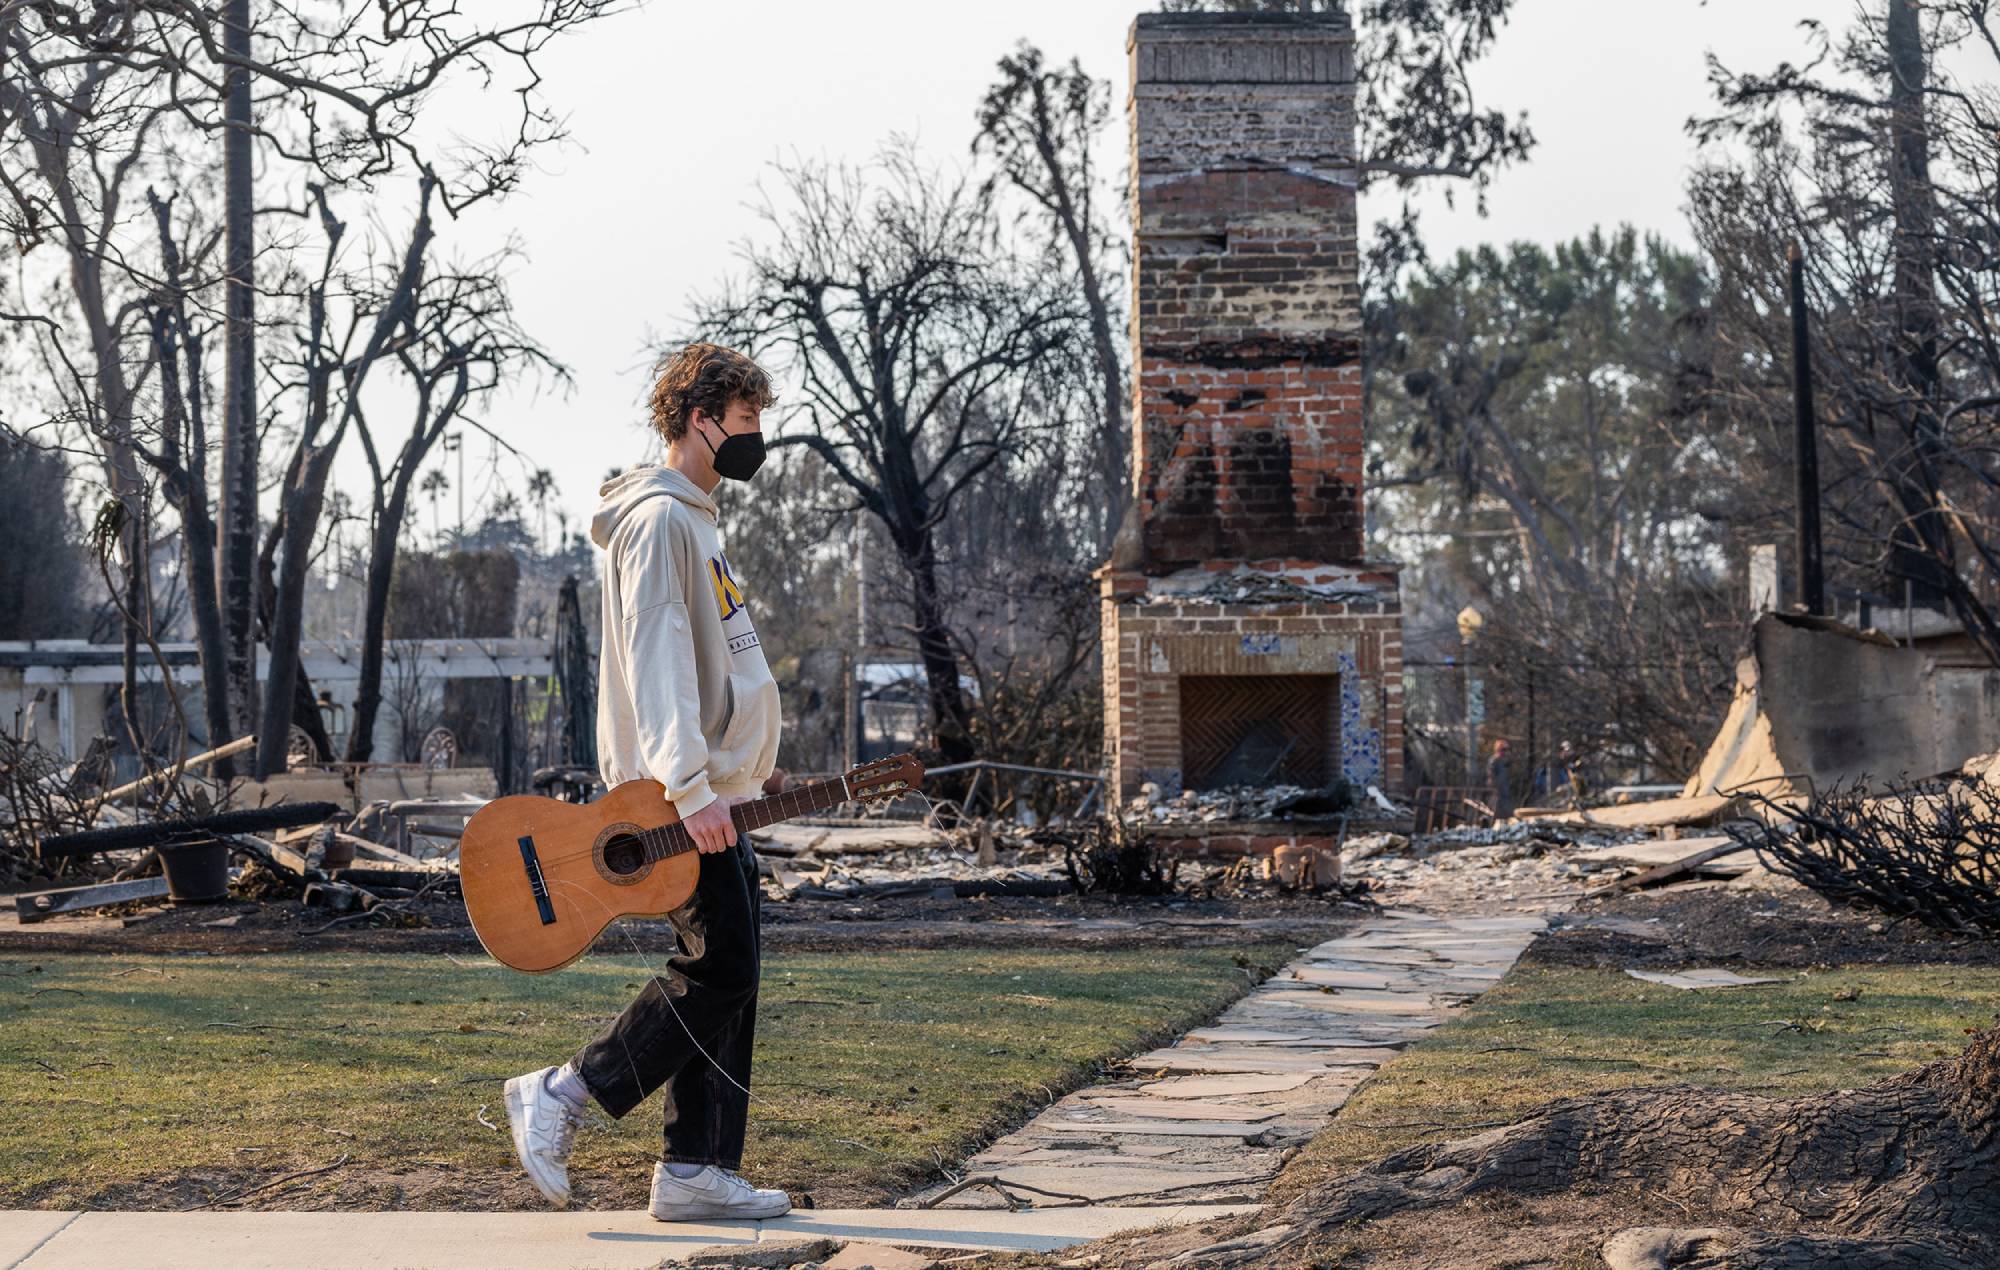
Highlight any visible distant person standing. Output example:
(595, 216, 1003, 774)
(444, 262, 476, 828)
(1530, 740, 1584, 808)
(1556, 740, 1585, 808)
(1486, 739, 1514, 819)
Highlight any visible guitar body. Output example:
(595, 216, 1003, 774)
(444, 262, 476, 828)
(459, 754, 923, 974)
(459, 780, 699, 973)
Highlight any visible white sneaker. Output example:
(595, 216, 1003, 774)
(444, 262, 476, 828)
(503, 1066, 584, 1206)
(649, 1163, 792, 1221)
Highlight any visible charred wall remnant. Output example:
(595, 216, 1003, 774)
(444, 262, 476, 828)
(1099, 12, 1403, 800)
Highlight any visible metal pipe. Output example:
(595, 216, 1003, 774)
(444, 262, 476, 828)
(924, 760, 1105, 783)
(101, 733, 257, 802)
(1790, 241, 1827, 615)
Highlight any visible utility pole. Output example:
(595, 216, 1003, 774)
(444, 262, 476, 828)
(1788, 242, 1827, 616)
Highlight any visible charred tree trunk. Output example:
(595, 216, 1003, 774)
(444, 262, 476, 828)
(1080, 234, 1126, 548)
(183, 499, 232, 752)
(251, 498, 335, 774)
(254, 447, 339, 778)
(183, 511, 233, 753)
(344, 474, 418, 765)
(145, 203, 236, 761)
(896, 525, 974, 765)
(1251, 1025, 2000, 1268)
(120, 505, 143, 753)
(1887, 0, 1939, 406)
(1880, 0, 1962, 617)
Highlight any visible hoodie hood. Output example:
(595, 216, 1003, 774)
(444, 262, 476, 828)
(590, 464, 716, 548)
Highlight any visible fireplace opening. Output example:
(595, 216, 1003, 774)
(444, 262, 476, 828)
(1179, 674, 1339, 790)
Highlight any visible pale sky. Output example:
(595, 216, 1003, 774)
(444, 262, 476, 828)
(412, 0, 1865, 537)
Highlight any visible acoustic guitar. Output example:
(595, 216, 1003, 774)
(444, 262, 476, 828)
(460, 753, 924, 972)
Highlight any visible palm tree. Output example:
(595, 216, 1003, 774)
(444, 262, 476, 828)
(526, 467, 556, 554)
(421, 468, 449, 545)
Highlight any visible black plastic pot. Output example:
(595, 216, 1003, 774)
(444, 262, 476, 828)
(159, 837, 231, 904)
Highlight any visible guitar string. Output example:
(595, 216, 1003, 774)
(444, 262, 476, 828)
(543, 870, 789, 1121)
(524, 777, 869, 873)
(522, 792, 799, 871)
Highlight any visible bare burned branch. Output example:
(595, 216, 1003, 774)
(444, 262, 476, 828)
(1730, 779, 2000, 939)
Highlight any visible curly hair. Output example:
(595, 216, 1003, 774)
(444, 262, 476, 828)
(648, 343, 776, 444)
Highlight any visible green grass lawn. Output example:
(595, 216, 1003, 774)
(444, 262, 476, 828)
(1272, 960, 2000, 1203)
(2, 944, 1288, 1210)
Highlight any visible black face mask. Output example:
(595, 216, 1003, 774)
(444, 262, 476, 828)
(700, 421, 767, 482)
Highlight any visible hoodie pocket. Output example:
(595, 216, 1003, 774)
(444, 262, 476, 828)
(716, 669, 780, 774)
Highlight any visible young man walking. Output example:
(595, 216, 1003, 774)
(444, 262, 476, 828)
(503, 343, 789, 1220)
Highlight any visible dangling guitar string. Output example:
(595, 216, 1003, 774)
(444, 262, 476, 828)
(541, 785, 947, 1112)
(542, 871, 784, 1114)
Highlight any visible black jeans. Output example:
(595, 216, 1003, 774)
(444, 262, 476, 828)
(573, 835, 761, 1169)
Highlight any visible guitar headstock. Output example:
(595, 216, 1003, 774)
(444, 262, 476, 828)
(845, 753, 925, 803)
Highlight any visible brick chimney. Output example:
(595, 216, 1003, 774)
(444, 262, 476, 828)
(1101, 10, 1403, 800)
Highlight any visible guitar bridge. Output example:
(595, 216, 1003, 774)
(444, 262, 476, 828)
(518, 835, 557, 926)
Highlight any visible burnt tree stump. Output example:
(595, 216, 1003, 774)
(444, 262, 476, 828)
(1251, 1025, 2000, 1267)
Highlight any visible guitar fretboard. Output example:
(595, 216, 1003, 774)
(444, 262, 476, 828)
(634, 776, 850, 863)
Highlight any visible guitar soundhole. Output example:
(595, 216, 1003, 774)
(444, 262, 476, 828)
(591, 821, 654, 886)
(602, 834, 645, 877)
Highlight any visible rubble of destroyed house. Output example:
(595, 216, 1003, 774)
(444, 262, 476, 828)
(11, 603, 2000, 941)
(0, 729, 1808, 942)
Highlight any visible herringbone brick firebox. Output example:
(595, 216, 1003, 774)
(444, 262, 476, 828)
(1099, 11, 1404, 799)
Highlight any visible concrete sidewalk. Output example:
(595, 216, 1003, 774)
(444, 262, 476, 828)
(0, 1205, 1254, 1270)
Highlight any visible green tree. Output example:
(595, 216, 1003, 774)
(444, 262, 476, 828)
(0, 435, 87, 640)
(1369, 228, 1737, 778)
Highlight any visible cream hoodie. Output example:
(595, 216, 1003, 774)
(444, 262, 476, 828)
(590, 465, 781, 817)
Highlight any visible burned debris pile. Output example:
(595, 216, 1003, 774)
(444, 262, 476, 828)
(1048, 813, 1179, 897)
(749, 773, 1397, 908)
(0, 733, 104, 891)
(2, 732, 470, 932)
(4, 732, 1794, 939)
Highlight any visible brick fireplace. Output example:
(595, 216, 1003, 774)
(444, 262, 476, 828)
(1100, 10, 1404, 800)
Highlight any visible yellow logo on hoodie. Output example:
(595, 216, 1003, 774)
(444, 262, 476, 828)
(709, 554, 746, 622)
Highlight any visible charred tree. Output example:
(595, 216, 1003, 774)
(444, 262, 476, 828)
(975, 44, 1126, 547)
(692, 146, 1077, 765)
(251, 181, 436, 779)
(342, 247, 553, 765)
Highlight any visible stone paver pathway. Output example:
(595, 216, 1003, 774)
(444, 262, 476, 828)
(920, 909, 1551, 1211)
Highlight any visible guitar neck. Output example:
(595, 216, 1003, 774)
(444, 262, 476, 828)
(638, 775, 851, 863)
